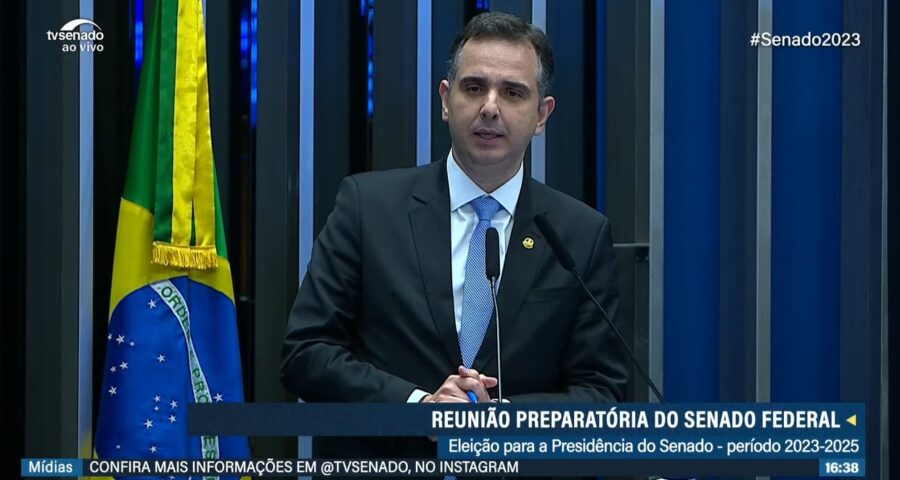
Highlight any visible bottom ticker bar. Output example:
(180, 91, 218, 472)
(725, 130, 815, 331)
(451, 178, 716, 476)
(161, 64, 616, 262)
(22, 458, 862, 477)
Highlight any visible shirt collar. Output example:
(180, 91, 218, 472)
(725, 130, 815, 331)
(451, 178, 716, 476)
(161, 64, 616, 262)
(447, 150, 523, 216)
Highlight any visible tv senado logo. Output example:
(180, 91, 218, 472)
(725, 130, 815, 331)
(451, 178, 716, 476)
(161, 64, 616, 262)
(47, 19, 104, 53)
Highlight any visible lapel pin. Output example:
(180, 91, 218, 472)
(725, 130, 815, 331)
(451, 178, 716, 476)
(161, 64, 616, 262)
(522, 237, 534, 249)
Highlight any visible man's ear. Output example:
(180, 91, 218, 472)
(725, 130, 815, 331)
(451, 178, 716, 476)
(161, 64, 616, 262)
(439, 80, 451, 122)
(534, 96, 556, 135)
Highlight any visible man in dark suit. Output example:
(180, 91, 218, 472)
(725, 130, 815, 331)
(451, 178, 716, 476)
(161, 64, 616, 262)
(281, 11, 628, 460)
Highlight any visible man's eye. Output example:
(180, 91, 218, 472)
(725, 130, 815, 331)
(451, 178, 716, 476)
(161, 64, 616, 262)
(506, 89, 523, 98)
(466, 85, 483, 93)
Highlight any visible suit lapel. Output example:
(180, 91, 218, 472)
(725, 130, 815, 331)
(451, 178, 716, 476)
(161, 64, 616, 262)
(409, 161, 463, 368)
(474, 177, 548, 373)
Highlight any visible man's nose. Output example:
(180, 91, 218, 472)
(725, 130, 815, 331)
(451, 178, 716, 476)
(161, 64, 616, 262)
(480, 91, 500, 120)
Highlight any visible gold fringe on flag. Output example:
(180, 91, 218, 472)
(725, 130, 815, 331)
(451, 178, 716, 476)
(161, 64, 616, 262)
(152, 241, 219, 270)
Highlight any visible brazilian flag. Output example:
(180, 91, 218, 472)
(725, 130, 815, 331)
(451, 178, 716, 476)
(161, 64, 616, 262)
(94, 0, 249, 471)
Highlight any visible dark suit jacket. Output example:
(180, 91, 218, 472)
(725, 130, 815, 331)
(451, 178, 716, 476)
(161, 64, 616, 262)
(281, 159, 629, 467)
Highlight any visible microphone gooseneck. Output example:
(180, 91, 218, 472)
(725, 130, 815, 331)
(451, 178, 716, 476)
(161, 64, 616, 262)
(533, 214, 665, 403)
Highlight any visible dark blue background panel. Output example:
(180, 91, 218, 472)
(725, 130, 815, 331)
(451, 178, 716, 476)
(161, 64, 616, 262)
(771, 0, 842, 405)
(664, 0, 721, 402)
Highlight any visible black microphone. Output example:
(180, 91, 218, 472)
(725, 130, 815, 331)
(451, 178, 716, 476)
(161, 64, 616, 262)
(485, 228, 501, 279)
(485, 227, 503, 402)
(533, 214, 664, 403)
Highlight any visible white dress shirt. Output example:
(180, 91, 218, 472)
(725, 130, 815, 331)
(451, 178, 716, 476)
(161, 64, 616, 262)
(447, 151, 522, 333)
(407, 152, 523, 403)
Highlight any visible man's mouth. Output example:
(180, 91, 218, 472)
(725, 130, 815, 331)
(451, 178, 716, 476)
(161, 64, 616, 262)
(474, 130, 503, 140)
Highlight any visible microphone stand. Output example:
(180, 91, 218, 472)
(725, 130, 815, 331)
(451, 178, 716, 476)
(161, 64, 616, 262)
(489, 276, 501, 402)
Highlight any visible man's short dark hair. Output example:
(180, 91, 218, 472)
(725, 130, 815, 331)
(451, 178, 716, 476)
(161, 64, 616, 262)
(446, 12, 555, 98)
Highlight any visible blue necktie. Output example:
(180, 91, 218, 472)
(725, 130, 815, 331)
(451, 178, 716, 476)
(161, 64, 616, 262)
(458, 196, 502, 368)
(447, 197, 500, 480)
